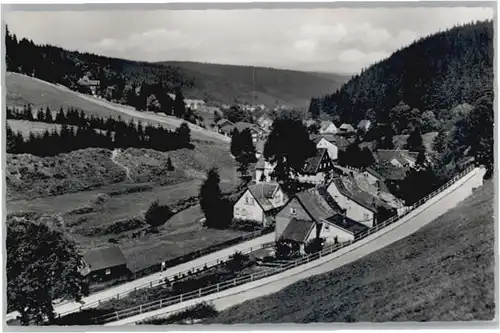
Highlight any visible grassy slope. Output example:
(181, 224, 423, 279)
(6, 141, 240, 270)
(159, 61, 349, 107)
(210, 180, 495, 323)
(5, 72, 228, 143)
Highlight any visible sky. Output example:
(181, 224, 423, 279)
(4, 6, 494, 74)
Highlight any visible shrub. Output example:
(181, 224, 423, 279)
(144, 199, 173, 228)
(304, 238, 324, 254)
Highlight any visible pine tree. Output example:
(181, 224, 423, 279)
(44, 107, 53, 123)
(166, 156, 174, 171)
(55, 107, 65, 124)
(199, 168, 230, 229)
(36, 107, 45, 122)
(173, 88, 186, 118)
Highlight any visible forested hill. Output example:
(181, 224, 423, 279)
(4, 26, 348, 108)
(309, 20, 494, 124)
(157, 61, 349, 107)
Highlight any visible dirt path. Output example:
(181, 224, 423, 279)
(111, 149, 133, 182)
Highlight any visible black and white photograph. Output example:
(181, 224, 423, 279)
(2, 2, 496, 328)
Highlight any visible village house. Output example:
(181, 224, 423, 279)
(375, 149, 419, 168)
(338, 123, 356, 136)
(357, 119, 372, 133)
(312, 135, 339, 160)
(80, 246, 128, 281)
(233, 183, 286, 227)
(255, 157, 276, 183)
(319, 120, 338, 135)
(254, 140, 266, 159)
(256, 116, 273, 131)
(296, 148, 334, 185)
(233, 121, 265, 143)
(326, 177, 395, 228)
(275, 188, 368, 255)
(185, 99, 206, 110)
(215, 118, 234, 137)
(77, 76, 100, 96)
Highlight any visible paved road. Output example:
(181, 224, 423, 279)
(107, 167, 484, 325)
(6, 232, 275, 321)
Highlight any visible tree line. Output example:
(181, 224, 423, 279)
(6, 106, 192, 156)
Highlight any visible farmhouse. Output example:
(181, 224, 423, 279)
(215, 118, 234, 137)
(319, 120, 338, 135)
(233, 122, 264, 143)
(338, 123, 356, 136)
(255, 157, 276, 183)
(275, 188, 368, 254)
(326, 177, 395, 227)
(297, 148, 334, 185)
(357, 119, 372, 133)
(312, 135, 338, 160)
(233, 182, 286, 227)
(375, 149, 419, 168)
(77, 76, 100, 96)
(81, 246, 128, 281)
(185, 99, 206, 110)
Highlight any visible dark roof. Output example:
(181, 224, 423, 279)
(216, 118, 233, 126)
(280, 218, 315, 243)
(296, 187, 338, 223)
(303, 148, 328, 174)
(376, 149, 419, 165)
(334, 136, 351, 150)
(325, 213, 368, 235)
(83, 246, 127, 272)
(234, 122, 260, 133)
(364, 167, 385, 181)
(247, 183, 281, 211)
(330, 177, 392, 212)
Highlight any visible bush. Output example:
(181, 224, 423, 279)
(144, 199, 173, 228)
(304, 238, 324, 254)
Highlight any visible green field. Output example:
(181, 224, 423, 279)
(210, 180, 495, 323)
(5, 72, 228, 143)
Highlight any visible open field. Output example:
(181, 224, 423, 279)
(5, 72, 229, 143)
(210, 180, 495, 323)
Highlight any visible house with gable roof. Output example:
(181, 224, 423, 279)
(296, 148, 334, 185)
(319, 120, 338, 135)
(215, 118, 234, 137)
(275, 187, 368, 254)
(338, 123, 356, 136)
(312, 135, 339, 160)
(326, 177, 395, 227)
(81, 246, 128, 281)
(375, 149, 419, 168)
(233, 182, 286, 227)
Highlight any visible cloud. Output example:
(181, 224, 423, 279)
(4, 6, 494, 74)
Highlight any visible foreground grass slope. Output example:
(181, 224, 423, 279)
(210, 180, 495, 323)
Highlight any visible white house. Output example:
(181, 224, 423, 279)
(296, 148, 334, 185)
(78, 76, 100, 96)
(376, 149, 419, 168)
(357, 119, 372, 133)
(255, 157, 276, 183)
(326, 177, 394, 228)
(275, 188, 368, 254)
(233, 183, 286, 227)
(313, 136, 339, 160)
(319, 121, 338, 135)
(185, 99, 206, 110)
(338, 123, 356, 136)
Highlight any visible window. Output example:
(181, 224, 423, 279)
(290, 208, 297, 215)
(105, 269, 111, 275)
(245, 196, 254, 205)
(364, 213, 370, 220)
(325, 225, 330, 231)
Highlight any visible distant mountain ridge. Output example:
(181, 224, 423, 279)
(309, 20, 494, 124)
(157, 61, 350, 107)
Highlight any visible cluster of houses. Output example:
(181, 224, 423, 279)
(233, 118, 424, 255)
(215, 118, 267, 143)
